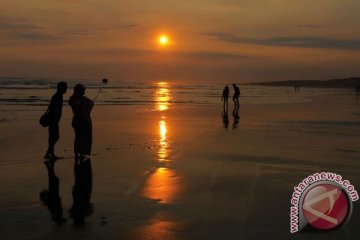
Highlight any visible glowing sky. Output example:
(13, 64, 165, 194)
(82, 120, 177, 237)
(0, 0, 360, 82)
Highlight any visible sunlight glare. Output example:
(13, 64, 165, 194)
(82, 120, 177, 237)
(158, 120, 168, 162)
(155, 82, 170, 111)
(158, 35, 169, 46)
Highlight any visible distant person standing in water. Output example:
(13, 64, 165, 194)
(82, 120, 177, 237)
(44, 82, 67, 160)
(221, 85, 229, 110)
(232, 83, 240, 106)
(69, 84, 94, 162)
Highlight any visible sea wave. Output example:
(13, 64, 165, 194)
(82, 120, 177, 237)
(0, 77, 353, 106)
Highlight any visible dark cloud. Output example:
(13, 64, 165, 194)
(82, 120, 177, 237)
(72, 48, 252, 61)
(62, 23, 140, 36)
(14, 32, 58, 41)
(120, 23, 140, 29)
(297, 24, 321, 29)
(0, 20, 43, 31)
(203, 32, 360, 49)
(0, 17, 57, 42)
(0, 16, 140, 42)
(178, 50, 252, 61)
(63, 29, 94, 35)
(56, 0, 84, 3)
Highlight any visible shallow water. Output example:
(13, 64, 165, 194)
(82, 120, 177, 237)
(0, 77, 356, 108)
(0, 78, 360, 239)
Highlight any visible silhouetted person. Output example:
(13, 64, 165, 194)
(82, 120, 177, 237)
(44, 82, 67, 160)
(222, 107, 229, 128)
(68, 84, 94, 162)
(233, 105, 239, 129)
(356, 85, 360, 100)
(221, 85, 229, 111)
(69, 158, 93, 226)
(232, 83, 240, 106)
(294, 85, 300, 92)
(356, 84, 360, 93)
(39, 160, 66, 225)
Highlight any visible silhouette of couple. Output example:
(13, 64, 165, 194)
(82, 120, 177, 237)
(221, 84, 240, 128)
(41, 82, 94, 225)
(222, 84, 240, 109)
(44, 82, 93, 162)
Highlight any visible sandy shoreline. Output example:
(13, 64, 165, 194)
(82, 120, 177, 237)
(0, 94, 360, 239)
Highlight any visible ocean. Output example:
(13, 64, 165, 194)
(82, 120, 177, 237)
(0, 77, 355, 108)
(0, 77, 360, 239)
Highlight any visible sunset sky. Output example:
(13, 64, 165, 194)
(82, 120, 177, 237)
(1, 0, 360, 82)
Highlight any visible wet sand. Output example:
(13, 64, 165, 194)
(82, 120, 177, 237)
(0, 93, 360, 240)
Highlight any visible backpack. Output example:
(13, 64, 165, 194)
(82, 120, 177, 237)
(39, 107, 49, 127)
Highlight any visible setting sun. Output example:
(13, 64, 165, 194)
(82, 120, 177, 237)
(158, 35, 169, 45)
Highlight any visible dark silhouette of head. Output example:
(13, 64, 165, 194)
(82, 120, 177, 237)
(74, 84, 86, 96)
(232, 83, 236, 87)
(225, 85, 229, 90)
(57, 82, 67, 94)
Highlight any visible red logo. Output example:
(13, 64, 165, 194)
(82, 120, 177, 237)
(301, 183, 350, 230)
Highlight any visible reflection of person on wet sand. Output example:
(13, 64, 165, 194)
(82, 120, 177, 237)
(39, 160, 66, 225)
(222, 107, 229, 128)
(44, 82, 67, 160)
(221, 85, 229, 111)
(233, 105, 239, 129)
(69, 84, 94, 162)
(69, 158, 93, 225)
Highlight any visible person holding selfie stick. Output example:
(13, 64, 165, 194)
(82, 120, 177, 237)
(69, 79, 108, 162)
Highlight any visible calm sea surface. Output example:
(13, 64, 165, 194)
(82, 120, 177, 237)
(0, 77, 354, 107)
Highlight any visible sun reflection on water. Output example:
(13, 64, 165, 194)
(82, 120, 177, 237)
(141, 82, 181, 202)
(155, 82, 171, 163)
(137, 81, 182, 237)
(140, 167, 181, 203)
(155, 82, 170, 112)
(158, 119, 169, 162)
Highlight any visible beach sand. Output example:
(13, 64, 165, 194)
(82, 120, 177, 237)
(0, 93, 360, 240)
